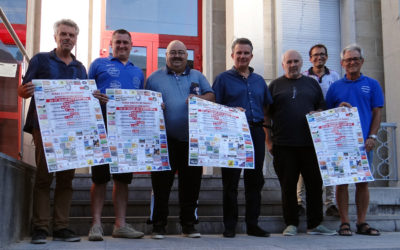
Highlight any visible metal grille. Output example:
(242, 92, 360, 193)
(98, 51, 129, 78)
(372, 122, 398, 181)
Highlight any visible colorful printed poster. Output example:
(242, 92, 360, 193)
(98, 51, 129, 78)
(33, 79, 112, 172)
(188, 97, 254, 169)
(306, 107, 374, 186)
(106, 89, 170, 173)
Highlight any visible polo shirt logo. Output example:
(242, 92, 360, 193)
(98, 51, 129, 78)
(361, 85, 370, 94)
(107, 67, 120, 77)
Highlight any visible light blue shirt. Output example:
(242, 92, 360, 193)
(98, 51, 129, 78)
(145, 66, 213, 141)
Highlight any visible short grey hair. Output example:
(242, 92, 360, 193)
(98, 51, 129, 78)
(281, 49, 303, 63)
(340, 44, 364, 60)
(53, 19, 79, 35)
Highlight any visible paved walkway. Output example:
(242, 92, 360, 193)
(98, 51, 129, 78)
(5, 233, 400, 250)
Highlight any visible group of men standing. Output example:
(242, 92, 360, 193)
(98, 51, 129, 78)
(18, 19, 383, 244)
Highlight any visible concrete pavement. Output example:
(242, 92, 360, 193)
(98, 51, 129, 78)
(5, 233, 400, 250)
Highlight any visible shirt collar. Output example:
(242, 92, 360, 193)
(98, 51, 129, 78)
(343, 73, 365, 82)
(307, 66, 330, 76)
(229, 66, 254, 76)
(165, 65, 191, 75)
(50, 49, 78, 63)
(108, 56, 134, 66)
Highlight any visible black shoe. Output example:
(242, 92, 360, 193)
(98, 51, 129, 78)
(152, 225, 166, 239)
(325, 205, 340, 217)
(31, 229, 48, 244)
(247, 225, 270, 237)
(298, 205, 306, 216)
(223, 228, 236, 238)
(53, 228, 80, 242)
(182, 225, 201, 238)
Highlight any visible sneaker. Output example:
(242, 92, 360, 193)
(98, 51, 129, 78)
(112, 224, 144, 239)
(325, 205, 340, 217)
(182, 225, 201, 238)
(53, 228, 81, 242)
(31, 229, 48, 244)
(283, 225, 297, 236)
(88, 224, 104, 241)
(152, 225, 166, 239)
(247, 225, 270, 237)
(307, 224, 337, 235)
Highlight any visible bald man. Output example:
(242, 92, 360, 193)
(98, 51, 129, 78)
(265, 50, 336, 236)
(145, 40, 215, 239)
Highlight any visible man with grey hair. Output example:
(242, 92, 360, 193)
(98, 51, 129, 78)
(18, 19, 86, 244)
(326, 44, 384, 236)
(265, 50, 336, 236)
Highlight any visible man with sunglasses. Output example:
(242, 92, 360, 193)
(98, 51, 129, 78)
(326, 44, 384, 236)
(297, 44, 341, 217)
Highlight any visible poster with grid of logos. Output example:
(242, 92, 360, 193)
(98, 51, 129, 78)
(188, 97, 254, 169)
(33, 79, 112, 172)
(106, 89, 170, 173)
(306, 107, 374, 186)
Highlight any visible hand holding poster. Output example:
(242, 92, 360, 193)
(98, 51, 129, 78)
(188, 97, 254, 169)
(106, 89, 170, 173)
(33, 79, 112, 172)
(306, 107, 374, 186)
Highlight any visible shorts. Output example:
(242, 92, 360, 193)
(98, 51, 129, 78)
(91, 164, 133, 184)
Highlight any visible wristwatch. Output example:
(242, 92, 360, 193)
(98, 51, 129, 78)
(368, 134, 377, 140)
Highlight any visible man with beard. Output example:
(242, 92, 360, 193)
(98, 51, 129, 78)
(212, 38, 272, 238)
(265, 50, 336, 236)
(17, 19, 86, 244)
(87, 29, 145, 241)
(145, 40, 214, 239)
(297, 44, 340, 217)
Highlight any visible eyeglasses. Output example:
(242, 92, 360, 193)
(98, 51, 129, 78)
(311, 53, 326, 58)
(168, 50, 186, 56)
(343, 57, 361, 63)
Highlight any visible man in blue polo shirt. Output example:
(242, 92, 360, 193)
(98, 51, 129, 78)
(326, 44, 384, 236)
(17, 19, 86, 244)
(87, 29, 144, 241)
(145, 40, 214, 239)
(212, 38, 272, 238)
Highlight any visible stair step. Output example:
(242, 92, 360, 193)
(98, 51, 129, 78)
(69, 215, 400, 235)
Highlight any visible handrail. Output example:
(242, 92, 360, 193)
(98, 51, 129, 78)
(0, 7, 30, 63)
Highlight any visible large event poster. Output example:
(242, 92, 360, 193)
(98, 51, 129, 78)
(306, 107, 374, 186)
(106, 89, 170, 173)
(188, 97, 254, 169)
(33, 79, 112, 172)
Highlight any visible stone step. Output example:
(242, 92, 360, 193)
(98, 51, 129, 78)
(68, 215, 400, 236)
(68, 199, 284, 217)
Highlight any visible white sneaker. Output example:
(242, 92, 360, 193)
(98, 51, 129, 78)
(307, 224, 337, 235)
(88, 224, 104, 241)
(283, 225, 297, 236)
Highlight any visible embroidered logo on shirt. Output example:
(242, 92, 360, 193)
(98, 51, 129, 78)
(361, 85, 370, 94)
(107, 67, 120, 77)
(132, 77, 141, 88)
(109, 80, 121, 89)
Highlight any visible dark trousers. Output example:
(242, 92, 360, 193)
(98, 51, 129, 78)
(151, 138, 203, 227)
(32, 129, 75, 232)
(272, 145, 323, 229)
(222, 126, 266, 229)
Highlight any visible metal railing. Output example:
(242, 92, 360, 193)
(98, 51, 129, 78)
(264, 122, 398, 182)
(372, 122, 398, 181)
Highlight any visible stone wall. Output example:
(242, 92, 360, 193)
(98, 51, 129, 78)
(0, 153, 35, 248)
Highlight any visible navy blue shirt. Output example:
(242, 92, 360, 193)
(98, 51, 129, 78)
(212, 67, 272, 123)
(23, 49, 88, 133)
